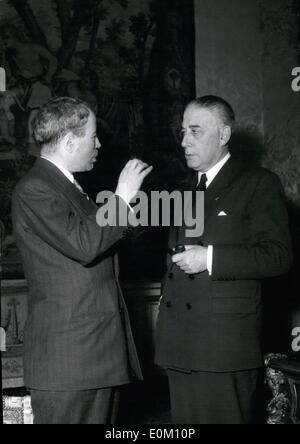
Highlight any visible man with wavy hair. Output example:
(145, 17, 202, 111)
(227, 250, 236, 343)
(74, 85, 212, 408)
(12, 97, 152, 424)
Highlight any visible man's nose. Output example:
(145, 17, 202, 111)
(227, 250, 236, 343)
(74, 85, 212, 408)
(96, 137, 101, 149)
(181, 132, 190, 148)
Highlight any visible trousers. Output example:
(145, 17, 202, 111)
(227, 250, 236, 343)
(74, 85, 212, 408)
(30, 387, 121, 424)
(167, 368, 259, 424)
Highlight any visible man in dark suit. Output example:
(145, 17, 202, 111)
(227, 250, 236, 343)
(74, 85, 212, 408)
(155, 95, 292, 424)
(12, 97, 152, 424)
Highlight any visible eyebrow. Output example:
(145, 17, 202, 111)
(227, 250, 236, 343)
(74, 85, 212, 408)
(182, 125, 202, 129)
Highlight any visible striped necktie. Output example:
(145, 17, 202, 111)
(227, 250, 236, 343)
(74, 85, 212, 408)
(73, 179, 89, 200)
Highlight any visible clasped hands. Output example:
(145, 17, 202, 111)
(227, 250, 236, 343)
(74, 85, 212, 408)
(172, 245, 208, 275)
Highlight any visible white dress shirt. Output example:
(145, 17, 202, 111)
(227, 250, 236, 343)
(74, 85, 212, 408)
(41, 156, 133, 208)
(197, 152, 231, 275)
(197, 152, 231, 188)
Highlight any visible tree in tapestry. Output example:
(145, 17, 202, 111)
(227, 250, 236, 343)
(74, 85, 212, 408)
(0, 0, 195, 280)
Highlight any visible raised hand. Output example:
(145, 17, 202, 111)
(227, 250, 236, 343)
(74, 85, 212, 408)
(115, 159, 153, 203)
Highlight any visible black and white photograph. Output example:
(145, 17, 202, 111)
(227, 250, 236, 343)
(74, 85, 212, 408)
(1, 0, 300, 426)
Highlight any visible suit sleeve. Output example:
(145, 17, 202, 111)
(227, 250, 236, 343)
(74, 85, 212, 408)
(12, 184, 131, 266)
(211, 172, 293, 281)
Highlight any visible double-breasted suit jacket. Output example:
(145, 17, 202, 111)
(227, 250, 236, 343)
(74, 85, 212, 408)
(155, 157, 292, 373)
(12, 158, 142, 391)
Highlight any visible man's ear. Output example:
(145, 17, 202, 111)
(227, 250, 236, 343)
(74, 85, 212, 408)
(64, 133, 75, 154)
(220, 126, 231, 146)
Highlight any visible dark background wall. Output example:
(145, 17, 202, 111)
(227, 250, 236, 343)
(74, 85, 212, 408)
(194, 0, 300, 354)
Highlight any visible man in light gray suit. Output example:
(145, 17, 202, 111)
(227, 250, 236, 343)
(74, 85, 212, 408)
(12, 97, 152, 424)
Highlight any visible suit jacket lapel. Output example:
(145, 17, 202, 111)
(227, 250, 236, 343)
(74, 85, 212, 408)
(34, 158, 98, 214)
(169, 171, 196, 247)
(169, 157, 246, 247)
(204, 157, 245, 225)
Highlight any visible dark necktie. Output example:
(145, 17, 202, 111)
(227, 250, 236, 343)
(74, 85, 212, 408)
(191, 173, 207, 218)
(197, 173, 208, 191)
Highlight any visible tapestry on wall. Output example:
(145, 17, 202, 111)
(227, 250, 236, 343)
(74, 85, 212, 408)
(0, 0, 195, 280)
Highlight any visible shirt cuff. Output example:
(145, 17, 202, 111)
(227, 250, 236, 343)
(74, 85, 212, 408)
(207, 245, 213, 275)
(115, 194, 134, 213)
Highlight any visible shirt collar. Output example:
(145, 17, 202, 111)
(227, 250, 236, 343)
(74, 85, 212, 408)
(41, 156, 75, 184)
(198, 152, 231, 188)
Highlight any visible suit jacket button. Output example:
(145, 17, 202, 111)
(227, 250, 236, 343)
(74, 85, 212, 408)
(168, 273, 174, 280)
(186, 303, 192, 310)
(189, 275, 195, 281)
(166, 301, 172, 308)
